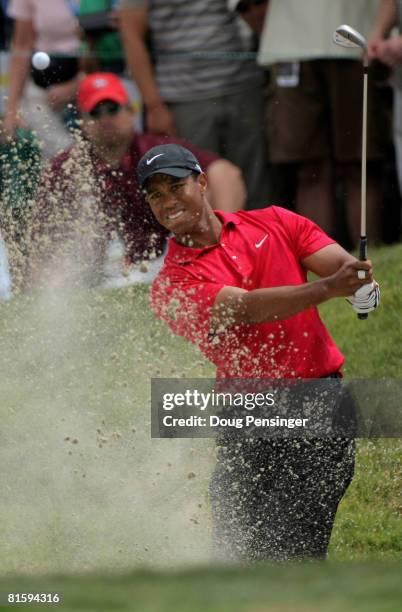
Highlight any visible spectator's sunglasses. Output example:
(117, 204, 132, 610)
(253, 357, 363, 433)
(89, 100, 122, 119)
(236, 0, 265, 13)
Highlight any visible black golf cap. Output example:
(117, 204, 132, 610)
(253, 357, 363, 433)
(137, 144, 203, 188)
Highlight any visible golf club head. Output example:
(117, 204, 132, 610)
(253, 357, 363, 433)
(333, 24, 367, 50)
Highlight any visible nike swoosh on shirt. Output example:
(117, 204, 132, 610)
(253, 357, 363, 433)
(146, 153, 164, 165)
(255, 234, 268, 249)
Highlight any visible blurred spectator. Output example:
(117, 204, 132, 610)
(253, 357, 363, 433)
(228, 0, 298, 209)
(79, 0, 124, 73)
(0, 127, 41, 291)
(1, 1, 12, 118)
(3, 0, 81, 158)
(369, 0, 402, 196)
(0, 0, 13, 49)
(31, 73, 246, 289)
(78, 0, 143, 131)
(0, 229, 12, 300)
(118, 0, 269, 210)
(227, 0, 267, 35)
(257, 0, 389, 247)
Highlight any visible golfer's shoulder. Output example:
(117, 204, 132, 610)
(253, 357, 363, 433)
(235, 205, 303, 229)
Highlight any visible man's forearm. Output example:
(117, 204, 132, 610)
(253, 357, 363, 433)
(6, 20, 35, 114)
(212, 257, 373, 328)
(215, 279, 331, 326)
(119, 11, 162, 109)
(6, 53, 30, 113)
(371, 0, 398, 38)
(206, 160, 246, 212)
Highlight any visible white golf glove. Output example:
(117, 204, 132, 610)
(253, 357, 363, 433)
(346, 281, 380, 314)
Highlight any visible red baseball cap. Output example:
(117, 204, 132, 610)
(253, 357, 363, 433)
(77, 72, 129, 113)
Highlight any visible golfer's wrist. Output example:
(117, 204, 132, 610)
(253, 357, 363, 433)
(317, 277, 335, 301)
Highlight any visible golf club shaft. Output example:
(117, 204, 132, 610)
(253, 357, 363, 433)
(359, 58, 368, 320)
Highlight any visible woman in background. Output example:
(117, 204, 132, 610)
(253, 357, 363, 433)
(3, 0, 82, 157)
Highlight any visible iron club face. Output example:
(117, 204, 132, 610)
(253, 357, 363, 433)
(333, 24, 367, 51)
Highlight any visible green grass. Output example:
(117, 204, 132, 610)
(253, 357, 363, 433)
(316, 244, 402, 560)
(318, 243, 402, 378)
(0, 244, 401, 609)
(2, 562, 402, 611)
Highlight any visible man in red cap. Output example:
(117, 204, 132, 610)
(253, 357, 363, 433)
(31, 73, 246, 287)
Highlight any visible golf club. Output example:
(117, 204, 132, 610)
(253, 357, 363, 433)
(333, 24, 369, 320)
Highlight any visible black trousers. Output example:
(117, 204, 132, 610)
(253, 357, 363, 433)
(209, 436, 355, 562)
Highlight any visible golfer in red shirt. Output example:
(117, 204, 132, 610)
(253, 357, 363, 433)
(137, 144, 380, 561)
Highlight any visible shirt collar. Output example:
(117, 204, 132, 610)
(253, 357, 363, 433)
(214, 210, 241, 226)
(166, 210, 241, 264)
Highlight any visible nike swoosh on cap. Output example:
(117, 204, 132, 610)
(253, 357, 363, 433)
(146, 153, 165, 165)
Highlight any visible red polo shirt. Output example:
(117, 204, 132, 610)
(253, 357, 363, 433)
(151, 206, 345, 379)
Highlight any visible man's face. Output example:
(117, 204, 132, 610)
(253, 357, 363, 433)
(144, 173, 207, 235)
(82, 100, 134, 147)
